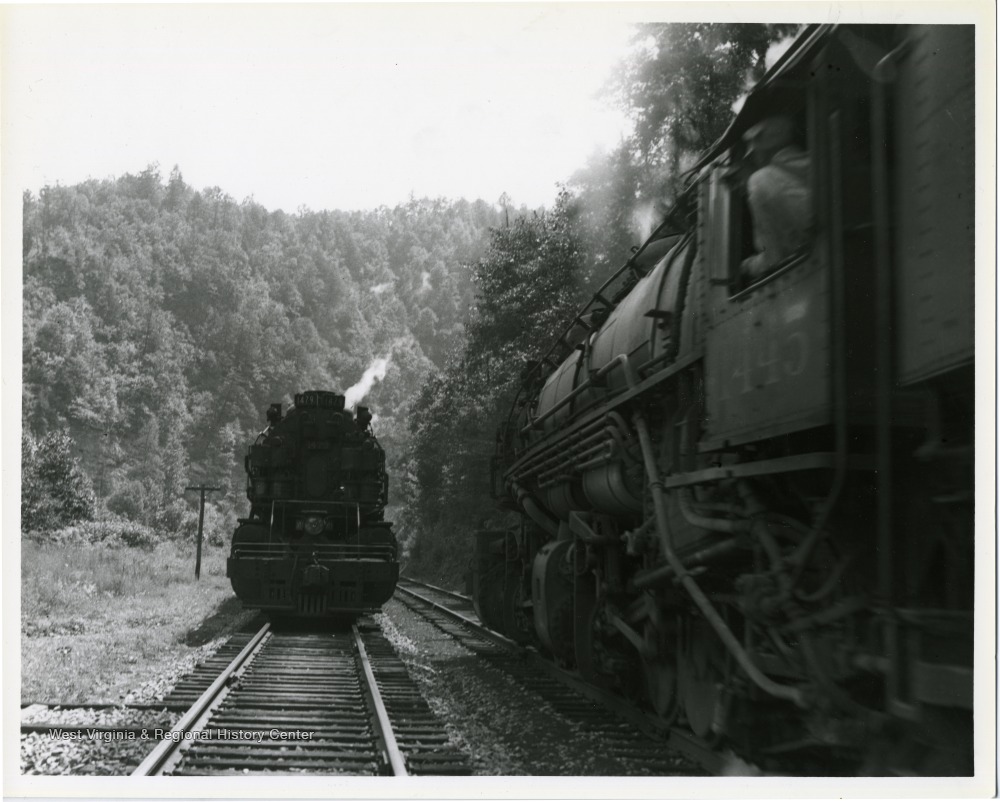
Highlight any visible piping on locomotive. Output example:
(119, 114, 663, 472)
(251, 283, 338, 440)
(478, 24, 974, 771)
(228, 390, 399, 616)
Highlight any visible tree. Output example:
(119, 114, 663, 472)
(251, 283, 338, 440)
(402, 194, 585, 578)
(22, 430, 96, 532)
(565, 143, 645, 285)
(22, 167, 505, 550)
(608, 23, 799, 198)
(23, 298, 105, 433)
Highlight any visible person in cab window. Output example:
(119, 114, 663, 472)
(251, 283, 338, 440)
(741, 115, 813, 281)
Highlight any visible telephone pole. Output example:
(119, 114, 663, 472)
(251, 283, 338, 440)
(186, 484, 221, 579)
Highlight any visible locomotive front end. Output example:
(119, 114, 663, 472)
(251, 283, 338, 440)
(227, 390, 399, 616)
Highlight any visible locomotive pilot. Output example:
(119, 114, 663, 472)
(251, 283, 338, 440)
(741, 114, 813, 280)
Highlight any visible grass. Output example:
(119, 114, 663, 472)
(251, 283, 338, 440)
(21, 539, 254, 704)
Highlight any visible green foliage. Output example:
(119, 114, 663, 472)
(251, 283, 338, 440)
(30, 518, 161, 550)
(156, 498, 199, 537)
(23, 168, 503, 541)
(402, 194, 584, 578)
(104, 478, 162, 527)
(565, 143, 646, 284)
(609, 24, 800, 178)
(22, 430, 96, 533)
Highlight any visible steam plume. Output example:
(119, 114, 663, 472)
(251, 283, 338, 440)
(342, 337, 414, 409)
(765, 35, 797, 70)
(632, 201, 661, 243)
(345, 356, 391, 409)
(731, 34, 799, 115)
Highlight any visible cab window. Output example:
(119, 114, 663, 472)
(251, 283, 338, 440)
(724, 111, 813, 293)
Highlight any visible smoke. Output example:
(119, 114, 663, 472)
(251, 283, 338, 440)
(344, 356, 391, 409)
(765, 35, 797, 71)
(371, 281, 393, 295)
(731, 34, 799, 115)
(632, 201, 662, 243)
(419, 271, 432, 293)
(342, 337, 413, 409)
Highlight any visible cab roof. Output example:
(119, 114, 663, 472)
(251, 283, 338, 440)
(690, 24, 834, 175)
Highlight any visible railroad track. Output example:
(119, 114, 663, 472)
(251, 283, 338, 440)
(129, 618, 470, 776)
(396, 577, 473, 607)
(23, 582, 724, 776)
(394, 577, 712, 775)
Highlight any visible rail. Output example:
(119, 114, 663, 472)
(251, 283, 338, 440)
(394, 584, 517, 648)
(397, 576, 472, 605)
(393, 578, 730, 775)
(351, 624, 407, 776)
(131, 623, 272, 776)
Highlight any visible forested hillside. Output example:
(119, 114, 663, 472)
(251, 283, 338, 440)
(22, 168, 506, 548)
(22, 23, 796, 582)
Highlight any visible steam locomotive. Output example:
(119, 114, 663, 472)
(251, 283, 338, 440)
(479, 24, 975, 773)
(228, 390, 399, 616)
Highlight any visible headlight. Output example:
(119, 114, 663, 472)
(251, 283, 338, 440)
(304, 516, 324, 536)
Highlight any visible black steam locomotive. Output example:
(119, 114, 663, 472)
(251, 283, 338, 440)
(228, 390, 398, 616)
(479, 24, 974, 773)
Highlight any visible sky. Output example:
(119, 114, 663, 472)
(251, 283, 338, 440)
(2, 4, 647, 213)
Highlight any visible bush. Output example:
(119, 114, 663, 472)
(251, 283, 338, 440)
(97, 518, 161, 549)
(28, 518, 162, 550)
(189, 499, 240, 548)
(104, 478, 160, 524)
(22, 430, 95, 532)
(154, 498, 199, 538)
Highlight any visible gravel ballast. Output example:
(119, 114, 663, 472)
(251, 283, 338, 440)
(377, 599, 699, 776)
(20, 635, 234, 775)
(23, 596, 702, 776)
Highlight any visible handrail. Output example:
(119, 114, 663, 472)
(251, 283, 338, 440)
(232, 543, 395, 559)
(503, 215, 688, 431)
